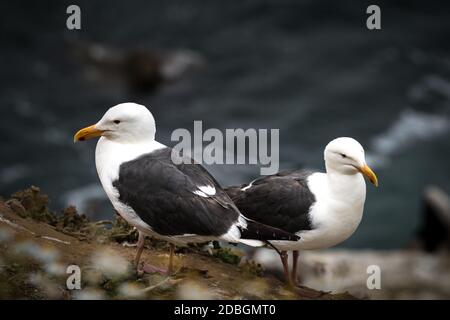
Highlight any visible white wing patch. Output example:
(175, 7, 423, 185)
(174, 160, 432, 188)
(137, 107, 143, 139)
(241, 179, 256, 191)
(199, 185, 216, 195)
(220, 214, 248, 243)
(193, 190, 208, 197)
(193, 185, 216, 198)
(239, 239, 265, 247)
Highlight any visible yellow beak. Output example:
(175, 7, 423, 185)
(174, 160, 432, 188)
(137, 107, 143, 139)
(359, 164, 378, 187)
(73, 125, 104, 142)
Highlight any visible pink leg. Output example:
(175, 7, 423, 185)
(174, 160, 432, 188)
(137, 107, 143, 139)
(279, 251, 294, 286)
(134, 231, 145, 267)
(291, 250, 300, 286)
(134, 231, 168, 275)
(168, 243, 175, 275)
(290, 250, 325, 298)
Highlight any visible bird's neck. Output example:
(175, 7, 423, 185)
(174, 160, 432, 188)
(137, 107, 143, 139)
(326, 169, 366, 205)
(95, 137, 165, 183)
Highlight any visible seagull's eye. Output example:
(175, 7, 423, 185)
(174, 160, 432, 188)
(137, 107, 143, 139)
(341, 153, 347, 158)
(113, 120, 121, 124)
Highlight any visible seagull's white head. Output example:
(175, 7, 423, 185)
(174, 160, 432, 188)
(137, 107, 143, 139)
(324, 137, 378, 186)
(74, 103, 156, 143)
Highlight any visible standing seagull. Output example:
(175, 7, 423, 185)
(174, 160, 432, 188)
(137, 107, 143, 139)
(226, 137, 378, 286)
(74, 102, 298, 274)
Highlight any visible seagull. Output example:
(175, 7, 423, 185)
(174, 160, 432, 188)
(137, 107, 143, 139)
(225, 137, 378, 286)
(73, 102, 299, 274)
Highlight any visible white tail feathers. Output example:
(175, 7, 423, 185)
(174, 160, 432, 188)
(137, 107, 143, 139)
(239, 239, 265, 247)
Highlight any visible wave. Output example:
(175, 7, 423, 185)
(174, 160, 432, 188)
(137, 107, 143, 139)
(367, 109, 450, 168)
(0, 164, 30, 184)
(62, 183, 107, 214)
(409, 75, 450, 102)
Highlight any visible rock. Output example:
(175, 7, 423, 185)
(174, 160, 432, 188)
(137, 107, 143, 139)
(414, 185, 450, 251)
(69, 41, 205, 94)
(253, 248, 450, 299)
(10, 186, 57, 225)
(5, 199, 27, 218)
(57, 206, 90, 233)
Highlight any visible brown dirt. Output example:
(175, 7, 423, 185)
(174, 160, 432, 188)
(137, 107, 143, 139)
(0, 188, 355, 300)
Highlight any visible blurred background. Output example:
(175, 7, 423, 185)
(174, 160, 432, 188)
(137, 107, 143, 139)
(0, 0, 449, 253)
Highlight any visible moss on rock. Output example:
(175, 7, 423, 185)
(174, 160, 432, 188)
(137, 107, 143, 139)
(9, 186, 57, 225)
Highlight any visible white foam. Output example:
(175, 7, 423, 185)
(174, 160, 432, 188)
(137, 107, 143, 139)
(161, 50, 204, 81)
(0, 164, 30, 184)
(62, 183, 107, 213)
(370, 109, 449, 167)
(409, 75, 450, 101)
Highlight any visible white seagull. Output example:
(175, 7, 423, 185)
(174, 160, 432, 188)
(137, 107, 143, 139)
(226, 137, 378, 286)
(74, 102, 298, 274)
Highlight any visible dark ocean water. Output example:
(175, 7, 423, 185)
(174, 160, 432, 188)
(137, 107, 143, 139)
(1, 0, 449, 249)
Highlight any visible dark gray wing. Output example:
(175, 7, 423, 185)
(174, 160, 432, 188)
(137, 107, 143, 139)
(113, 148, 239, 237)
(226, 170, 316, 233)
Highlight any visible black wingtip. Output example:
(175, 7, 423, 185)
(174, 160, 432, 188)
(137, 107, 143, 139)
(240, 219, 300, 241)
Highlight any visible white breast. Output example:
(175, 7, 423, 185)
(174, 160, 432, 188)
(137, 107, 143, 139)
(95, 137, 165, 232)
(271, 172, 366, 251)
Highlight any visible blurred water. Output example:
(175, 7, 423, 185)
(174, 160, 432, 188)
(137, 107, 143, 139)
(1, 0, 449, 249)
